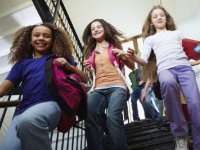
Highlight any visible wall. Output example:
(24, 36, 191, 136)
(64, 0, 200, 41)
(64, 0, 165, 41)
(175, 0, 200, 40)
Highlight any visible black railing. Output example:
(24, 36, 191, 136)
(0, 1, 133, 149)
(32, 0, 84, 71)
(32, 0, 93, 87)
(0, 87, 87, 150)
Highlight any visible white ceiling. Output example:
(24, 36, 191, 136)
(1, 0, 199, 43)
(0, 0, 200, 82)
(63, 0, 200, 40)
(63, 0, 159, 39)
(0, 0, 175, 42)
(0, 0, 31, 17)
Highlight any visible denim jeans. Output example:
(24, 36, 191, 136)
(154, 97, 163, 120)
(85, 87, 128, 150)
(131, 87, 152, 120)
(1, 101, 61, 150)
(145, 88, 163, 124)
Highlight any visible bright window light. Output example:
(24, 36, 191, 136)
(11, 6, 42, 26)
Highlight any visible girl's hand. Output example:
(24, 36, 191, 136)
(0, 80, 14, 98)
(138, 80, 144, 86)
(54, 58, 73, 70)
(112, 48, 126, 61)
(140, 91, 147, 103)
(83, 59, 92, 71)
(126, 47, 135, 58)
(189, 59, 200, 66)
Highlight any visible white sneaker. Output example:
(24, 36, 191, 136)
(175, 136, 189, 150)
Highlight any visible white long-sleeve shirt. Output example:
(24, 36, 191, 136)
(141, 30, 190, 73)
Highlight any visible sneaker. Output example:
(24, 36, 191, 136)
(175, 136, 189, 150)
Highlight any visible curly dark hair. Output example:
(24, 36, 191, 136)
(82, 19, 125, 58)
(9, 23, 74, 64)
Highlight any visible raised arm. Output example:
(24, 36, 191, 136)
(112, 48, 135, 69)
(54, 58, 88, 84)
(126, 48, 147, 66)
(141, 78, 152, 102)
(123, 56, 135, 70)
(0, 80, 14, 98)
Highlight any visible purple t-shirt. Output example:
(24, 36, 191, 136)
(6, 54, 56, 115)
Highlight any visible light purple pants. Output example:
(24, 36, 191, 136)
(158, 65, 200, 150)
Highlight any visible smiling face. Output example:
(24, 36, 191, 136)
(31, 25, 53, 58)
(151, 8, 167, 32)
(91, 21, 105, 42)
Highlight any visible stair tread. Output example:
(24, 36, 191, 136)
(124, 119, 193, 150)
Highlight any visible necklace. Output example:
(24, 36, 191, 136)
(95, 41, 109, 53)
(32, 52, 35, 58)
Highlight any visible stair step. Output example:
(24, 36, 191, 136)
(125, 119, 193, 150)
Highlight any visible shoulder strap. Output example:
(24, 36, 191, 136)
(89, 50, 95, 68)
(89, 44, 123, 70)
(108, 44, 124, 73)
(45, 57, 57, 98)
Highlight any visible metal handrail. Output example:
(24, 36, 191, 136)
(0, 88, 87, 150)
(0, 100, 20, 108)
(32, 0, 92, 86)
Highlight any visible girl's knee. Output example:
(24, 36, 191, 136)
(17, 116, 35, 131)
(17, 114, 46, 133)
(107, 114, 122, 126)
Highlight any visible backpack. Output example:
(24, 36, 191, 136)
(45, 57, 87, 132)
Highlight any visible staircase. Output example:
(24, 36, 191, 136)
(0, 1, 196, 150)
(125, 119, 193, 150)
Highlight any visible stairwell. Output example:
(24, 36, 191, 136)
(125, 119, 193, 150)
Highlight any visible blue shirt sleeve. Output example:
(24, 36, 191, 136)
(6, 62, 22, 87)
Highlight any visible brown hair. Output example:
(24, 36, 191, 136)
(82, 19, 125, 58)
(9, 23, 74, 64)
(142, 5, 176, 81)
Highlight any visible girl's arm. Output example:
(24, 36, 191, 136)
(127, 48, 147, 66)
(141, 78, 152, 102)
(68, 66, 88, 84)
(123, 57, 135, 70)
(0, 80, 14, 98)
(189, 59, 200, 66)
(55, 58, 88, 84)
(112, 48, 135, 69)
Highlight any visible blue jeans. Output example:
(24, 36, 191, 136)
(145, 88, 162, 123)
(131, 87, 152, 120)
(1, 101, 61, 150)
(86, 87, 128, 150)
(154, 97, 163, 121)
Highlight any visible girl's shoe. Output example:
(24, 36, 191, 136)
(175, 136, 189, 150)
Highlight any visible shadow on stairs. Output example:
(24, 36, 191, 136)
(125, 119, 193, 150)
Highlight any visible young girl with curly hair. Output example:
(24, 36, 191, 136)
(0, 23, 88, 150)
